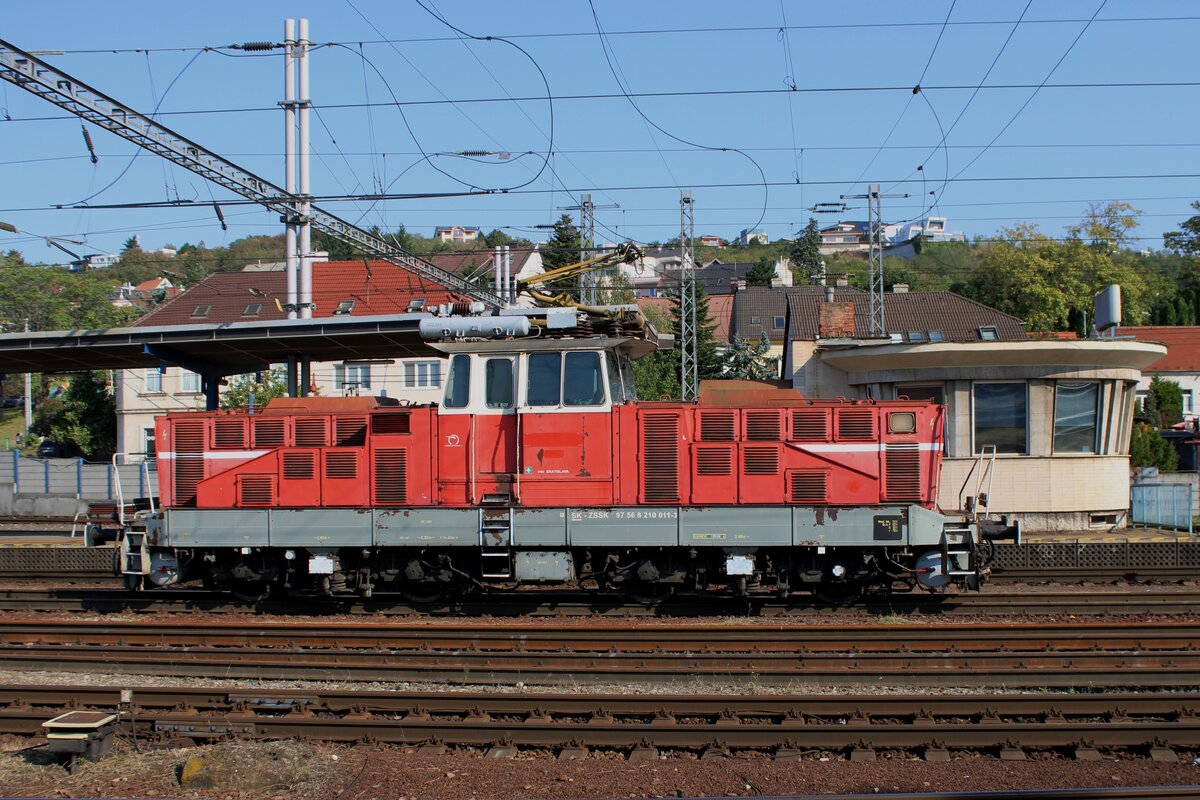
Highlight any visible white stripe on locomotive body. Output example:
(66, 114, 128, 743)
(794, 443, 943, 452)
(156, 450, 270, 460)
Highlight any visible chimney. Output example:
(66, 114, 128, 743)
(824, 285, 835, 303)
(892, 283, 909, 293)
(734, 278, 748, 290)
(835, 276, 849, 288)
(818, 301, 856, 339)
(770, 277, 782, 288)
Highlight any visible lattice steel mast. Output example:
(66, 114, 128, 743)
(840, 183, 907, 336)
(678, 190, 697, 401)
(0, 37, 503, 307)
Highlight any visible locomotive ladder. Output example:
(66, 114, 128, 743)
(479, 508, 513, 579)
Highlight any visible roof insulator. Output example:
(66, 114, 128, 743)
(238, 41, 278, 52)
(80, 124, 98, 164)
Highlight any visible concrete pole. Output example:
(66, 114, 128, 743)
(502, 246, 512, 306)
(283, 18, 298, 321)
(22, 320, 31, 435)
(298, 17, 313, 319)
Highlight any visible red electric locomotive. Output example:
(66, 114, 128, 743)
(127, 306, 1009, 601)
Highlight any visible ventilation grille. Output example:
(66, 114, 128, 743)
(282, 451, 315, 480)
(837, 409, 876, 441)
(334, 416, 368, 447)
(238, 474, 275, 507)
(789, 470, 829, 503)
(743, 445, 780, 475)
(325, 451, 358, 479)
(698, 411, 735, 442)
(695, 446, 733, 476)
(253, 418, 286, 448)
(294, 418, 327, 448)
(373, 413, 412, 435)
(212, 419, 246, 449)
(641, 413, 680, 502)
(745, 411, 782, 441)
(791, 410, 829, 441)
(172, 421, 205, 507)
(885, 443, 922, 501)
(374, 448, 408, 504)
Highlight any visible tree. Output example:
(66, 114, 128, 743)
(221, 368, 289, 411)
(632, 282, 724, 400)
(724, 333, 778, 380)
(1164, 200, 1200, 255)
(29, 372, 115, 459)
(484, 229, 512, 248)
(1067, 200, 1141, 254)
(1130, 422, 1178, 471)
(746, 256, 776, 287)
(788, 218, 822, 284)
(1143, 375, 1183, 428)
(540, 214, 581, 272)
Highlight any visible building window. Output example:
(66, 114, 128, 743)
(242, 303, 262, 317)
(973, 382, 1027, 454)
(484, 358, 514, 409)
(334, 364, 371, 393)
(898, 384, 944, 404)
(144, 368, 163, 393)
(907, 331, 926, 343)
(750, 316, 761, 325)
(977, 325, 999, 341)
(181, 371, 201, 393)
(143, 427, 156, 459)
(928, 330, 945, 342)
(443, 354, 471, 409)
(1054, 381, 1099, 454)
(773, 316, 785, 329)
(191, 305, 211, 318)
(1183, 390, 1195, 415)
(403, 360, 442, 389)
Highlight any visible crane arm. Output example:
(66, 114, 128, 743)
(517, 242, 642, 307)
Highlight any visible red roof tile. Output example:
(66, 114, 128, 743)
(134, 260, 453, 327)
(1124, 326, 1200, 371)
(638, 295, 734, 342)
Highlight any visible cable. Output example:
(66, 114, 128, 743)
(587, 0, 769, 234)
(58, 49, 205, 207)
(777, 2, 803, 190)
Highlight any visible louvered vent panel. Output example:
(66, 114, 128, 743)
(334, 416, 368, 447)
(173, 422, 205, 507)
(252, 418, 286, 448)
(294, 418, 327, 448)
(698, 411, 735, 442)
(695, 446, 733, 476)
(212, 419, 246, 449)
(743, 445, 780, 475)
(885, 443, 922, 501)
(325, 452, 358, 479)
(282, 452, 315, 480)
(238, 474, 275, 507)
(837, 409, 876, 441)
(789, 471, 829, 503)
(372, 413, 412, 435)
(374, 448, 409, 504)
(640, 413, 680, 502)
(745, 411, 782, 441)
(791, 410, 829, 441)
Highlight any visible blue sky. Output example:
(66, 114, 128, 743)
(1, 0, 1197, 262)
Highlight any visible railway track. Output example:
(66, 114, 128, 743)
(3, 619, 1199, 687)
(1, 586, 1200, 615)
(2, 683, 1198, 760)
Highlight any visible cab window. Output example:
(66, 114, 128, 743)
(443, 354, 471, 408)
(606, 352, 625, 405)
(484, 358, 514, 409)
(563, 351, 605, 406)
(527, 352, 561, 406)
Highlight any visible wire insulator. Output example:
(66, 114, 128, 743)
(239, 41, 278, 52)
(80, 125, 98, 165)
(212, 202, 227, 231)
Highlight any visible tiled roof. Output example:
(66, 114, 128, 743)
(734, 287, 846, 341)
(426, 248, 535, 277)
(133, 261, 453, 327)
(637, 295, 734, 343)
(785, 289, 1028, 342)
(1124, 326, 1200, 372)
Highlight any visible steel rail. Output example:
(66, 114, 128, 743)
(1, 685, 1198, 755)
(5, 618, 1200, 652)
(1, 587, 1200, 616)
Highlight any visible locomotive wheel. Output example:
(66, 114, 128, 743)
(230, 580, 273, 603)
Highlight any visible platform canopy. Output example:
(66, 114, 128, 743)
(0, 313, 439, 377)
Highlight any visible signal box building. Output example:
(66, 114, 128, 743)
(782, 288, 1166, 530)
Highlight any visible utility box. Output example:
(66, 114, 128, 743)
(42, 711, 118, 771)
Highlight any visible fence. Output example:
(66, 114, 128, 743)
(1130, 482, 1195, 534)
(0, 450, 158, 501)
